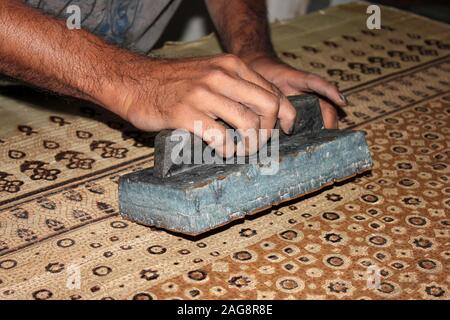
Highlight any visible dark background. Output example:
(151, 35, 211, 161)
(156, 0, 450, 48)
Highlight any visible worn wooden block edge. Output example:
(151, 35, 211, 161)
(119, 130, 373, 235)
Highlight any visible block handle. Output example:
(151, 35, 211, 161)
(153, 94, 324, 178)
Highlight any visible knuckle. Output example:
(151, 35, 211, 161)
(306, 72, 320, 80)
(241, 112, 260, 130)
(271, 84, 283, 96)
(305, 72, 316, 81)
(188, 85, 208, 100)
(204, 68, 226, 82)
(246, 113, 261, 129)
(218, 54, 242, 69)
(167, 104, 186, 125)
(307, 73, 326, 85)
(232, 104, 247, 120)
(266, 94, 281, 117)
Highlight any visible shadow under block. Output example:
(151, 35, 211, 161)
(119, 129, 373, 235)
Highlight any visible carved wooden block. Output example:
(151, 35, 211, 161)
(118, 95, 373, 235)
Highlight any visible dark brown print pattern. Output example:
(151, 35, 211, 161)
(0, 4, 449, 299)
(148, 95, 449, 300)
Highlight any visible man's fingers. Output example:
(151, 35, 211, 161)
(273, 83, 339, 130)
(320, 100, 339, 129)
(275, 83, 300, 96)
(198, 92, 263, 155)
(214, 54, 298, 135)
(277, 94, 297, 134)
(290, 73, 347, 107)
(213, 70, 296, 137)
(173, 108, 235, 158)
(210, 73, 278, 140)
(236, 64, 297, 134)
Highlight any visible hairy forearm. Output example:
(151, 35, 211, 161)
(206, 0, 276, 62)
(0, 0, 145, 118)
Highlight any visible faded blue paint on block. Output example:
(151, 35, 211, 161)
(119, 129, 373, 235)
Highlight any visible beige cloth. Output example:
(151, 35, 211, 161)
(0, 3, 449, 300)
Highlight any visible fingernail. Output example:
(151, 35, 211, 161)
(339, 93, 348, 105)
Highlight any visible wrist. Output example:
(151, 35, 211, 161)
(97, 78, 129, 120)
(94, 53, 156, 121)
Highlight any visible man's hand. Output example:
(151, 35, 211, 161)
(1, 1, 296, 157)
(206, 0, 348, 129)
(244, 55, 348, 129)
(106, 54, 297, 157)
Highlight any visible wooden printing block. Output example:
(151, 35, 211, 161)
(118, 94, 373, 235)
